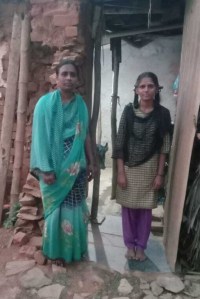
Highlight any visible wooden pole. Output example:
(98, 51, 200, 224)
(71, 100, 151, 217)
(10, 15, 30, 216)
(90, 8, 102, 222)
(111, 38, 121, 199)
(164, 0, 200, 271)
(0, 14, 21, 224)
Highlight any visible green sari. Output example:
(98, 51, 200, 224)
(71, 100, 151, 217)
(31, 89, 89, 262)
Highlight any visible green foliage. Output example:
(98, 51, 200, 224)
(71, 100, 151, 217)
(3, 202, 20, 229)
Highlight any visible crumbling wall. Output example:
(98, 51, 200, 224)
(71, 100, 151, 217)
(0, 0, 93, 198)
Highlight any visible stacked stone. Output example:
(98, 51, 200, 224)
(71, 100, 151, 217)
(15, 173, 44, 237)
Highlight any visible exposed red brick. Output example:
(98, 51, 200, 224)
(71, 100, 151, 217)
(53, 14, 79, 27)
(65, 26, 78, 38)
(30, 5, 43, 17)
(30, 31, 44, 42)
(44, 8, 68, 17)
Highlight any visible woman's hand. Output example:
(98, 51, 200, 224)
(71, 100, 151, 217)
(43, 173, 56, 185)
(152, 175, 164, 190)
(117, 172, 127, 189)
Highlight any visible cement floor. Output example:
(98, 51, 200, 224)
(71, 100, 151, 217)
(87, 168, 171, 274)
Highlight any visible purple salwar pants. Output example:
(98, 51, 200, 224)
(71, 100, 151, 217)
(122, 207, 152, 250)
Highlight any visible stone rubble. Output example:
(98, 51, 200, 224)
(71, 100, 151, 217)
(150, 281, 164, 296)
(156, 276, 185, 293)
(2, 256, 200, 299)
(118, 278, 133, 295)
(19, 267, 52, 289)
(5, 260, 36, 276)
(37, 283, 65, 299)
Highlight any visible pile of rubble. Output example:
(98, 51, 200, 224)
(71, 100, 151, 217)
(12, 173, 46, 265)
(15, 173, 44, 235)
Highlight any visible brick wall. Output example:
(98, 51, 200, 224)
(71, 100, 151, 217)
(0, 0, 93, 199)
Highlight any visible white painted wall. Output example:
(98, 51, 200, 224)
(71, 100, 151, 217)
(0, 42, 8, 90)
(100, 35, 182, 166)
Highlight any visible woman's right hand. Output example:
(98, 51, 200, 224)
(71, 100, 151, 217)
(117, 172, 127, 189)
(42, 173, 56, 185)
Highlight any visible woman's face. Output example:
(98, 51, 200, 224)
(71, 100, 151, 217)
(136, 77, 157, 102)
(57, 64, 78, 92)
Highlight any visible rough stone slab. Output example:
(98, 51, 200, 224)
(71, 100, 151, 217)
(156, 276, 185, 293)
(20, 267, 51, 289)
(184, 282, 200, 298)
(19, 245, 37, 258)
(12, 232, 29, 246)
(150, 281, 163, 296)
(5, 260, 35, 276)
(37, 284, 65, 299)
(118, 279, 133, 295)
(0, 286, 21, 299)
(20, 206, 38, 216)
(29, 236, 42, 249)
(17, 212, 43, 221)
(19, 195, 37, 206)
(26, 173, 40, 188)
(22, 184, 41, 198)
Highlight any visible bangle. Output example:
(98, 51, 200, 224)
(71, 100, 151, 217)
(157, 174, 164, 177)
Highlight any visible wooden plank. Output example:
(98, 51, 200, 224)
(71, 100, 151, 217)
(164, 0, 200, 271)
(0, 14, 21, 224)
(10, 15, 30, 212)
(104, 24, 182, 39)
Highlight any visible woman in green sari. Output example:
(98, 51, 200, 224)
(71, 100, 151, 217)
(31, 60, 94, 265)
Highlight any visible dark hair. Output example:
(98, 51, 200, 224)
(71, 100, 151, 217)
(133, 72, 162, 108)
(55, 59, 79, 77)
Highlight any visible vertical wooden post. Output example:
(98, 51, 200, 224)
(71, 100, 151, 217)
(111, 38, 121, 199)
(164, 0, 200, 270)
(90, 7, 102, 221)
(0, 14, 21, 224)
(10, 15, 30, 215)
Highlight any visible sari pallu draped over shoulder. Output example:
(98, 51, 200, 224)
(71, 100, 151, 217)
(30, 89, 89, 219)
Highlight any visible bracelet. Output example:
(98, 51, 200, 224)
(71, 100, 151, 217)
(157, 174, 164, 177)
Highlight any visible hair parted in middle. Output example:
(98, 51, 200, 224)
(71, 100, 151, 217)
(133, 72, 163, 109)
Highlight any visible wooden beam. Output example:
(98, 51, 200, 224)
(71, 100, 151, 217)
(111, 38, 121, 200)
(104, 8, 163, 15)
(164, 0, 200, 271)
(90, 8, 102, 222)
(0, 14, 21, 224)
(10, 15, 30, 215)
(104, 24, 182, 39)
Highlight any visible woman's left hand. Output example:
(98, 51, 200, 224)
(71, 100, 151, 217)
(152, 175, 164, 190)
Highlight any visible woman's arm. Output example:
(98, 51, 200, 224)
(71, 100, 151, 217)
(117, 159, 127, 189)
(152, 153, 166, 190)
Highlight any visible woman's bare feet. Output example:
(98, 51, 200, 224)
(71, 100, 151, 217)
(53, 259, 66, 267)
(135, 247, 146, 261)
(125, 248, 136, 260)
